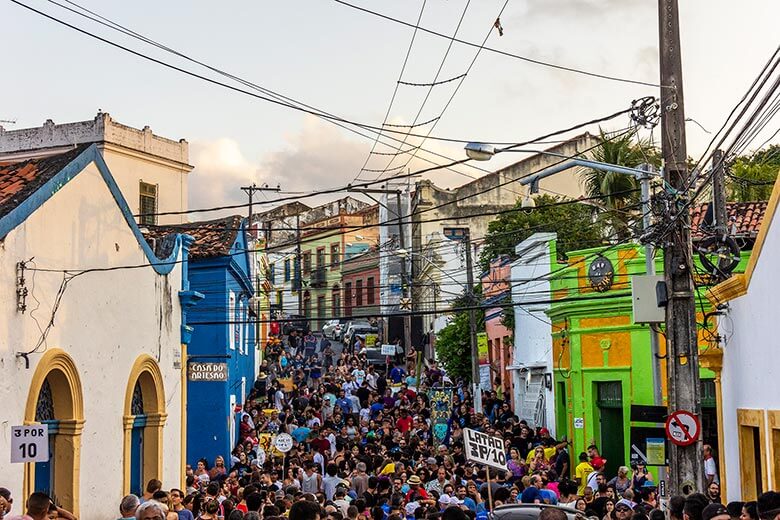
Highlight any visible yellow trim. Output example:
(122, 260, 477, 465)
(736, 409, 768, 500)
(709, 169, 780, 305)
(23, 348, 84, 517)
(768, 411, 780, 491)
(180, 343, 188, 489)
(700, 349, 727, 500)
(122, 355, 167, 495)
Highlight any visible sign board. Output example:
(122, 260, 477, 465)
(477, 332, 489, 364)
(631, 404, 668, 424)
(381, 344, 396, 356)
(188, 362, 228, 382)
(630, 426, 669, 466)
(365, 334, 378, 347)
(665, 410, 701, 447)
(464, 428, 507, 472)
(574, 417, 584, 429)
(479, 365, 491, 391)
(11, 424, 49, 463)
(274, 433, 294, 453)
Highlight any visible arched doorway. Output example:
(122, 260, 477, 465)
(123, 355, 167, 495)
(24, 349, 84, 515)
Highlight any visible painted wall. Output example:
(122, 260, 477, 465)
(186, 234, 255, 467)
(510, 233, 557, 429)
(481, 256, 513, 399)
(0, 159, 185, 518)
(719, 209, 780, 500)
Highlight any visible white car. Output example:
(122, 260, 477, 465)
(322, 319, 346, 340)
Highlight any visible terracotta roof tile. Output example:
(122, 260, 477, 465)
(0, 146, 88, 219)
(691, 201, 768, 238)
(144, 215, 243, 260)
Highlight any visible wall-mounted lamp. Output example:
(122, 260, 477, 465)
(544, 373, 553, 390)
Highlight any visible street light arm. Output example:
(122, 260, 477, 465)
(518, 158, 655, 187)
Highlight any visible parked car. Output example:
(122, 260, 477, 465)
(322, 318, 350, 340)
(281, 314, 309, 336)
(492, 504, 583, 520)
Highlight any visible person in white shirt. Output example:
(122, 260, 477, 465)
(704, 444, 719, 485)
(351, 367, 366, 386)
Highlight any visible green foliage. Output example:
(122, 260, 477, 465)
(580, 129, 660, 239)
(727, 145, 780, 202)
(479, 194, 605, 270)
(435, 288, 484, 383)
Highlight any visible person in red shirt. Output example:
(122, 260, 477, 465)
(405, 475, 430, 502)
(588, 443, 607, 472)
(396, 409, 414, 433)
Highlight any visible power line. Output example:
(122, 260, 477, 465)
(331, 0, 665, 88)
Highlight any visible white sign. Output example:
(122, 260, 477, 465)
(11, 424, 49, 463)
(381, 344, 396, 356)
(274, 433, 294, 453)
(188, 362, 228, 382)
(479, 365, 491, 391)
(574, 417, 584, 429)
(463, 428, 507, 472)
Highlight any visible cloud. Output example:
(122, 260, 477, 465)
(188, 137, 259, 214)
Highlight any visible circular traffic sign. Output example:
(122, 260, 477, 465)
(274, 433, 294, 453)
(665, 410, 701, 447)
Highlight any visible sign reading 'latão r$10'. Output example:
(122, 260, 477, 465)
(188, 362, 228, 382)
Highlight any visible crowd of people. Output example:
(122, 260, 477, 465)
(3, 330, 780, 520)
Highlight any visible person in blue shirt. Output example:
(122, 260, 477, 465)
(336, 390, 353, 415)
(291, 424, 312, 443)
(389, 362, 406, 384)
(521, 475, 543, 504)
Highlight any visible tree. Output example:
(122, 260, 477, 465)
(580, 129, 660, 239)
(727, 144, 780, 202)
(434, 289, 484, 383)
(479, 194, 605, 270)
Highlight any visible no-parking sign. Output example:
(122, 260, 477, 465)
(665, 410, 701, 447)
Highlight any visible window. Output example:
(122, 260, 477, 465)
(344, 282, 352, 316)
(317, 248, 326, 270)
(356, 279, 363, 306)
(367, 277, 375, 305)
(331, 244, 340, 268)
(284, 259, 291, 282)
(269, 263, 276, 285)
(276, 291, 283, 306)
(332, 287, 341, 317)
(303, 251, 312, 275)
(228, 291, 236, 350)
(303, 291, 311, 319)
(737, 409, 767, 500)
(317, 296, 326, 323)
(139, 181, 158, 226)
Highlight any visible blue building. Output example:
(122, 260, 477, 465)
(147, 215, 256, 467)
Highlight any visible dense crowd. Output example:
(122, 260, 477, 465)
(3, 331, 780, 520)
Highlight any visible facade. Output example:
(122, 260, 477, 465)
(411, 134, 597, 338)
(480, 256, 513, 401)
(0, 112, 192, 225)
(708, 195, 780, 501)
(341, 246, 381, 318)
(261, 198, 378, 331)
(145, 216, 256, 468)
(509, 233, 557, 428)
(0, 146, 196, 518)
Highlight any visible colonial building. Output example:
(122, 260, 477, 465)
(411, 134, 598, 340)
(145, 216, 255, 468)
(0, 145, 197, 517)
(341, 246, 381, 319)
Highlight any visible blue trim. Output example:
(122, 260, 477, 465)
(483, 290, 510, 307)
(0, 145, 188, 275)
(132, 415, 148, 428)
(485, 309, 505, 322)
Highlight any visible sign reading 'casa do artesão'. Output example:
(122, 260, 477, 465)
(188, 362, 228, 382)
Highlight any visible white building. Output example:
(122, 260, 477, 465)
(708, 184, 780, 501)
(510, 233, 557, 431)
(0, 118, 196, 516)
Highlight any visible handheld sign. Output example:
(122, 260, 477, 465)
(381, 344, 396, 356)
(274, 433, 294, 453)
(665, 410, 700, 447)
(463, 428, 507, 472)
(11, 424, 49, 463)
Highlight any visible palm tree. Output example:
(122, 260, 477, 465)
(580, 129, 660, 239)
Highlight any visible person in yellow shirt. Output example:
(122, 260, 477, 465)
(575, 452, 595, 496)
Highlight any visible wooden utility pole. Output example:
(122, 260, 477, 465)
(395, 190, 413, 359)
(658, 0, 704, 495)
(711, 150, 728, 236)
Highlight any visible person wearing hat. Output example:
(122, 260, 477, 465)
(405, 475, 430, 502)
(615, 499, 635, 520)
(702, 504, 730, 520)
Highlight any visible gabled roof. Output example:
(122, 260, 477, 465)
(691, 201, 767, 239)
(0, 145, 89, 219)
(145, 215, 243, 260)
(0, 144, 190, 275)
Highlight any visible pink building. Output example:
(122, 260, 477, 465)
(481, 255, 513, 402)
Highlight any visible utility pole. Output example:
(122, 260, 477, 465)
(711, 150, 728, 236)
(659, 0, 704, 495)
(296, 213, 303, 316)
(396, 190, 413, 360)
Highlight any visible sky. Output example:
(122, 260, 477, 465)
(2, 0, 778, 213)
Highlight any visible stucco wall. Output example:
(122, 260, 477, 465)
(720, 212, 780, 499)
(0, 161, 184, 517)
